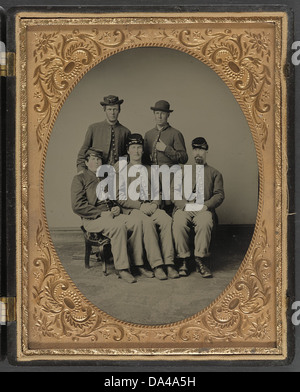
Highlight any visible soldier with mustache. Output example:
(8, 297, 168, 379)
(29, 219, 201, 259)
(172, 137, 225, 278)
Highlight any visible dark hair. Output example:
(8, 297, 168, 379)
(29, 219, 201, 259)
(84, 153, 92, 162)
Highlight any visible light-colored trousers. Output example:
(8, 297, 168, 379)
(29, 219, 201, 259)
(172, 209, 214, 259)
(130, 209, 175, 268)
(82, 214, 143, 270)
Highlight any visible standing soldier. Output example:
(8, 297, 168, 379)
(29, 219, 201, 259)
(77, 95, 130, 172)
(144, 100, 188, 214)
(144, 100, 188, 167)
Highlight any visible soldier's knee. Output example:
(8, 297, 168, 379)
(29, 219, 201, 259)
(194, 211, 213, 228)
(110, 220, 127, 235)
(143, 215, 156, 228)
(155, 209, 172, 227)
(128, 215, 143, 231)
(173, 210, 188, 224)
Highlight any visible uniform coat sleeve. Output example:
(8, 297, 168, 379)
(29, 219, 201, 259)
(204, 171, 225, 210)
(171, 166, 225, 211)
(115, 170, 142, 210)
(71, 174, 102, 219)
(76, 125, 94, 172)
(143, 133, 152, 166)
(164, 131, 188, 164)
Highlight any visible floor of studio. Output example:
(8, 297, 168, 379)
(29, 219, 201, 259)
(50, 225, 254, 326)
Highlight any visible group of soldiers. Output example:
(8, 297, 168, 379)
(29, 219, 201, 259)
(71, 95, 225, 283)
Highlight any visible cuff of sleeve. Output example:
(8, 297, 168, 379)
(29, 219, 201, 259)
(203, 201, 211, 210)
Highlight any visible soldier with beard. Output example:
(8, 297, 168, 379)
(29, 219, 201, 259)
(172, 137, 225, 278)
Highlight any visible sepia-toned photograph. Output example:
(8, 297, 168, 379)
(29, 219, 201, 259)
(14, 11, 291, 362)
(44, 46, 258, 325)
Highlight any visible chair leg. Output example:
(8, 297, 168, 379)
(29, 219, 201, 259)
(85, 242, 92, 269)
(99, 244, 108, 276)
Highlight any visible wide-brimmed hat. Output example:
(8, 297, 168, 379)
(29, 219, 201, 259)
(150, 100, 173, 113)
(100, 95, 124, 106)
(127, 133, 144, 146)
(192, 137, 209, 151)
(85, 148, 103, 159)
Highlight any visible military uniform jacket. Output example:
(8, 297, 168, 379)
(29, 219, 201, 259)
(144, 123, 188, 166)
(116, 163, 161, 215)
(172, 164, 225, 212)
(77, 120, 131, 170)
(71, 169, 113, 219)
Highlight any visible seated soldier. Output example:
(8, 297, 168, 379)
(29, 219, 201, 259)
(71, 148, 153, 283)
(172, 137, 225, 277)
(116, 133, 179, 280)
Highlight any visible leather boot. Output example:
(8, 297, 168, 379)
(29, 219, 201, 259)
(154, 266, 168, 280)
(117, 269, 137, 283)
(167, 266, 180, 279)
(138, 267, 154, 278)
(179, 259, 188, 277)
(195, 258, 212, 278)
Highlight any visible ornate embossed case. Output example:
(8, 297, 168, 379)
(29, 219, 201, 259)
(0, 5, 295, 365)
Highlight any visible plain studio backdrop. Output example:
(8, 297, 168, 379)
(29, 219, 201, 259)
(44, 47, 258, 229)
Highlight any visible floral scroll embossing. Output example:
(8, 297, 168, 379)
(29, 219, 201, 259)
(178, 29, 272, 149)
(32, 218, 271, 344)
(33, 29, 125, 150)
(33, 220, 125, 342)
(33, 27, 272, 151)
(29, 22, 276, 346)
(177, 221, 271, 343)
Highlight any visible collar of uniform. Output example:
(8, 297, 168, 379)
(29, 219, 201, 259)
(86, 169, 98, 178)
(105, 119, 120, 128)
(156, 123, 170, 132)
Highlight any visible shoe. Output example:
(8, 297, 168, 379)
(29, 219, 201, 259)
(117, 269, 137, 283)
(179, 268, 188, 277)
(138, 267, 154, 278)
(154, 267, 168, 280)
(179, 260, 188, 277)
(167, 266, 180, 279)
(195, 258, 212, 278)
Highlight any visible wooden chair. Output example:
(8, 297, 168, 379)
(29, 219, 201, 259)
(80, 226, 111, 275)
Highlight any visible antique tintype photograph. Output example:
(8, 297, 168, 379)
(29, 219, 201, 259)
(44, 46, 257, 326)
(11, 9, 292, 363)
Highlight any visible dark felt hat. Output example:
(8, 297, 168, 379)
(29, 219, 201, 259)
(85, 148, 103, 159)
(100, 95, 124, 106)
(127, 133, 144, 146)
(192, 137, 209, 150)
(150, 100, 173, 113)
